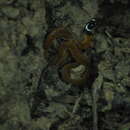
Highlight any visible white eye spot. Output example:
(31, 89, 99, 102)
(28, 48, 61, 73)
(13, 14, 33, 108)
(85, 24, 92, 32)
(84, 18, 96, 32)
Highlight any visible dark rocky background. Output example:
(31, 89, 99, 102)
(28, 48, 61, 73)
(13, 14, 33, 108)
(0, 0, 130, 130)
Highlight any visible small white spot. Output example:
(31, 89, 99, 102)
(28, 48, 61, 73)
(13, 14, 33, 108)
(85, 24, 92, 32)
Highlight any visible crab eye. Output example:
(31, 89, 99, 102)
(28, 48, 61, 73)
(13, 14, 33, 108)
(84, 18, 96, 33)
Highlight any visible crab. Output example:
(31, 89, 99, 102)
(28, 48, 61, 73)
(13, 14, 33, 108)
(43, 19, 96, 86)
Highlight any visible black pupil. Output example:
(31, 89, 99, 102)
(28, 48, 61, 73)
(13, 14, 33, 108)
(88, 22, 95, 30)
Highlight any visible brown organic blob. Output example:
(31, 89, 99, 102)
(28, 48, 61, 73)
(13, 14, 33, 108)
(43, 26, 93, 86)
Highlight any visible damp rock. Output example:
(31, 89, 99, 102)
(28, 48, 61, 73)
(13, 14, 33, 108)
(42, 66, 71, 100)
(82, 0, 98, 17)
(17, 0, 28, 7)
(43, 102, 69, 119)
(21, 9, 47, 37)
(109, 0, 128, 4)
(44, 79, 71, 100)
(121, 77, 130, 88)
(0, 0, 14, 5)
(58, 115, 81, 130)
(114, 38, 130, 62)
(45, 0, 64, 7)
(103, 82, 114, 102)
(1, 6, 20, 18)
(102, 82, 114, 111)
(0, 47, 18, 91)
(115, 60, 130, 80)
(31, 117, 56, 130)
(7, 99, 31, 124)
(98, 60, 115, 81)
(95, 34, 109, 53)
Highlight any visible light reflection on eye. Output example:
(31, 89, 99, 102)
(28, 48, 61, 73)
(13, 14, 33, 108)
(84, 19, 96, 32)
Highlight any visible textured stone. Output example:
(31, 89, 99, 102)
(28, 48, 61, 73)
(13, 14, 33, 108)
(2, 6, 19, 18)
(0, 0, 130, 129)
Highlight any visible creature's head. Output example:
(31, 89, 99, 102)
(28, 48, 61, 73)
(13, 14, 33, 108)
(83, 18, 96, 34)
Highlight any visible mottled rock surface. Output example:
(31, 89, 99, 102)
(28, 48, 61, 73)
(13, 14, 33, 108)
(0, 0, 130, 130)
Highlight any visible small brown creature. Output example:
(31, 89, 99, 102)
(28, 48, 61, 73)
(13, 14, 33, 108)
(43, 19, 96, 85)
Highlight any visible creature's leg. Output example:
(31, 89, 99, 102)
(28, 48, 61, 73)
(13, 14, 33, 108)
(66, 40, 88, 65)
(79, 35, 93, 49)
(51, 44, 69, 66)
